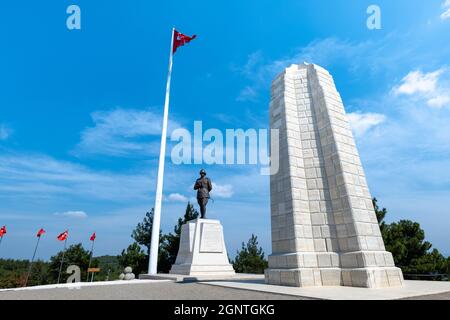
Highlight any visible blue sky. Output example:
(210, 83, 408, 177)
(1, 0, 450, 261)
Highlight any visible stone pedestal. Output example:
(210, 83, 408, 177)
(170, 219, 235, 276)
(265, 63, 403, 288)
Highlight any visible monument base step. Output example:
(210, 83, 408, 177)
(170, 264, 235, 276)
(139, 273, 263, 283)
(265, 267, 403, 288)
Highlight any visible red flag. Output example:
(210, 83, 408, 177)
(57, 230, 68, 241)
(0, 226, 6, 237)
(36, 228, 46, 238)
(90, 232, 96, 241)
(173, 29, 196, 54)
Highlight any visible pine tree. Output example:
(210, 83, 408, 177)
(373, 197, 387, 234)
(373, 198, 448, 277)
(129, 208, 170, 273)
(117, 242, 148, 276)
(132, 209, 156, 255)
(48, 243, 95, 283)
(232, 234, 268, 274)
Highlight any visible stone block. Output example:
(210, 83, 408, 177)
(280, 270, 297, 286)
(317, 253, 332, 267)
(321, 269, 342, 286)
(340, 252, 358, 268)
(314, 239, 327, 252)
(303, 253, 318, 267)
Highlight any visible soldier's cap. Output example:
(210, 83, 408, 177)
(199, 169, 206, 175)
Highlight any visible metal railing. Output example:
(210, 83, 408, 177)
(403, 274, 449, 281)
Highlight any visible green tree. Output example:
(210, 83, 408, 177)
(48, 243, 97, 283)
(382, 219, 449, 275)
(0, 259, 28, 288)
(94, 255, 122, 281)
(161, 202, 199, 272)
(127, 207, 174, 274)
(131, 209, 155, 256)
(232, 234, 268, 274)
(373, 198, 449, 278)
(383, 220, 431, 270)
(117, 242, 148, 276)
(373, 198, 387, 234)
(28, 260, 51, 286)
(0, 259, 52, 288)
(412, 249, 448, 276)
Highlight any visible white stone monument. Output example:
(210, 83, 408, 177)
(265, 63, 404, 288)
(170, 219, 235, 276)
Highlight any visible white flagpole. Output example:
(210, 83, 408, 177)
(24, 236, 41, 287)
(148, 27, 175, 275)
(86, 238, 95, 281)
(57, 237, 68, 284)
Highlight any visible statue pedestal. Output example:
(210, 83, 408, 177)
(170, 219, 235, 276)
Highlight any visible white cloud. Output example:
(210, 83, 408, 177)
(441, 8, 450, 20)
(346, 85, 450, 255)
(441, 1, 450, 20)
(392, 69, 450, 109)
(237, 86, 258, 102)
(393, 70, 443, 95)
(347, 112, 386, 137)
(427, 95, 450, 108)
(166, 193, 188, 202)
(234, 34, 419, 102)
(74, 108, 181, 157)
(0, 152, 154, 202)
(54, 210, 88, 218)
(0, 124, 11, 140)
(211, 183, 234, 198)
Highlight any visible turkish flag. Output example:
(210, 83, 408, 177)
(90, 232, 96, 241)
(57, 230, 68, 241)
(0, 226, 6, 237)
(36, 228, 46, 238)
(173, 30, 196, 54)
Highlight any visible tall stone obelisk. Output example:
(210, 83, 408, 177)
(265, 63, 403, 288)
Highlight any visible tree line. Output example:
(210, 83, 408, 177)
(115, 199, 450, 278)
(0, 198, 448, 288)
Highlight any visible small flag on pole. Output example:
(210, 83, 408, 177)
(36, 228, 45, 238)
(25, 227, 46, 286)
(173, 30, 196, 53)
(0, 226, 7, 237)
(57, 230, 68, 284)
(87, 232, 96, 281)
(57, 230, 68, 241)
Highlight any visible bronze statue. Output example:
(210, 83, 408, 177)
(194, 169, 212, 219)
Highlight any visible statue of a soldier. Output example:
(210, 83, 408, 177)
(194, 169, 212, 219)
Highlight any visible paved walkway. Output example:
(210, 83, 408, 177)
(0, 281, 310, 300)
(201, 279, 450, 300)
(399, 291, 450, 300)
(0, 279, 448, 300)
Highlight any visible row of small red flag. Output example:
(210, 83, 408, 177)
(0, 226, 95, 241)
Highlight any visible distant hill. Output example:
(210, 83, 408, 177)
(93, 255, 121, 281)
(95, 255, 119, 266)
